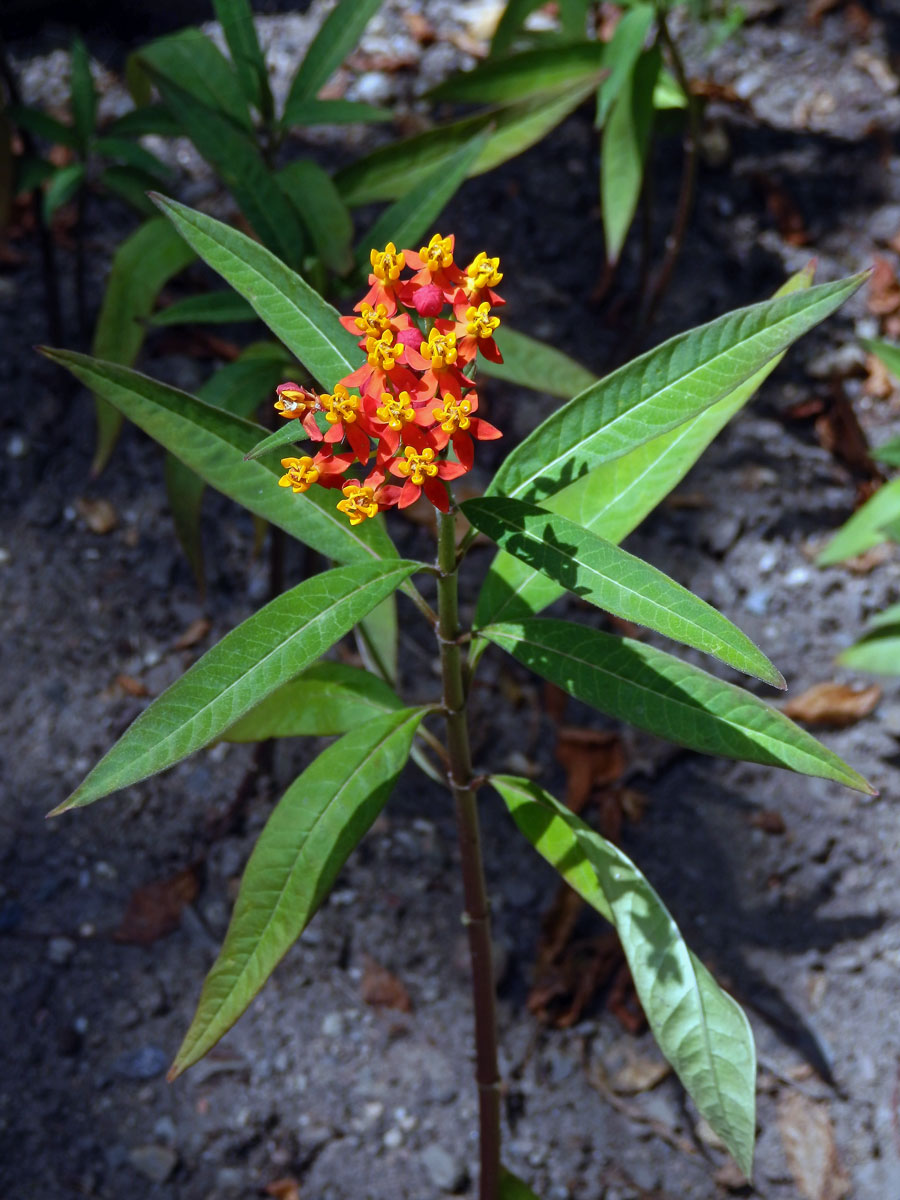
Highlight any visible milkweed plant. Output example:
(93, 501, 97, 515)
(44, 196, 871, 1199)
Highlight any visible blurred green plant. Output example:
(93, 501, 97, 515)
(44, 197, 869, 1197)
(818, 337, 900, 671)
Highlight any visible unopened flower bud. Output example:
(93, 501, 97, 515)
(413, 283, 444, 317)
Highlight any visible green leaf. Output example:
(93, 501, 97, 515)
(284, 0, 382, 110)
(103, 104, 182, 138)
(223, 661, 402, 740)
(476, 265, 816, 627)
(141, 71, 305, 269)
(163, 344, 296, 581)
(488, 272, 867, 504)
(335, 76, 603, 206)
(861, 336, 900, 383)
(213, 0, 272, 117)
(165, 451, 206, 590)
(816, 478, 900, 566)
(135, 29, 253, 133)
(838, 620, 900, 674)
(149, 291, 258, 327)
(500, 1167, 542, 1200)
(89, 215, 195, 475)
(356, 593, 398, 686)
(93, 135, 172, 180)
(462, 497, 782, 686)
(595, 3, 655, 125)
(279, 159, 353, 276)
(99, 164, 167, 215)
(15, 155, 55, 196)
(429, 42, 605, 104)
(490, 0, 547, 57)
(356, 132, 489, 271)
(170, 705, 425, 1076)
(151, 194, 361, 391)
(652, 66, 688, 110)
(492, 775, 756, 1178)
(871, 437, 900, 467)
(53, 561, 421, 814)
(478, 325, 596, 398)
(282, 98, 393, 126)
(42, 162, 84, 221)
(601, 46, 659, 264)
(43, 347, 398, 565)
(196, 341, 294, 417)
(243, 420, 310, 461)
(482, 618, 873, 792)
(8, 104, 80, 149)
(70, 37, 96, 148)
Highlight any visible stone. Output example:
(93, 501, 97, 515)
(420, 1144, 469, 1193)
(46, 936, 76, 965)
(128, 1144, 178, 1184)
(113, 1045, 169, 1080)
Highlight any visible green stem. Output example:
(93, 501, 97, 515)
(436, 508, 501, 1200)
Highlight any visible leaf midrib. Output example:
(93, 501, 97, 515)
(110, 570, 413, 785)
(486, 628, 829, 771)
(503, 292, 845, 499)
(180, 710, 420, 1060)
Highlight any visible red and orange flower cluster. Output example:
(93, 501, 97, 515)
(275, 234, 503, 524)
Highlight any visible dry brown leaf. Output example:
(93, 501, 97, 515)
(664, 490, 709, 509)
(783, 681, 881, 727)
(777, 1090, 851, 1200)
(174, 617, 211, 650)
(76, 497, 118, 534)
(714, 1159, 751, 1191)
(403, 11, 436, 43)
(863, 352, 895, 399)
(868, 256, 900, 317)
(265, 1179, 301, 1200)
(555, 727, 626, 815)
(844, 543, 893, 573)
(761, 177, 809, 246)
(114, 673, 149, 698)
(750, 809, 787, 835)
(114, 864, 200, 945)
(813, 385, 878, 477)
(360, 956, 412, 1012)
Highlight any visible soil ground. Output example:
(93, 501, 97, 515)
(4, 3, 900, 1198)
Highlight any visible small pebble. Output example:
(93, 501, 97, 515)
(420, 1143, 469, 1193)
(744, 588, 771, 615)
(383, 1126, 404, 1149)
(113, 1045, 169, 1080)
(7, 433, 28, 458)
(321, 1012, 344, 1038)
(128, 1144, 178, 1184)
(47, 936, 76, 965)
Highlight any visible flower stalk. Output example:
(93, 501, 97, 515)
(437, 507, 501, 1200)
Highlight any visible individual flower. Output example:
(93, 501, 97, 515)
(430, 391, 502, 470)
(319, 384, 371, 463)
(278, 448, 352, 493)
(387, 441, 467, 512)
(340, 301, 393, 341)
(336, 481, 381, 525)
(357, 242, 406, 313)
(401, 233, 464, 309)
(274, 382, 322, 439)
(457, 301, 503, 364)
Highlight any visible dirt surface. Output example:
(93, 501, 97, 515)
(4, 3, 900, 1198)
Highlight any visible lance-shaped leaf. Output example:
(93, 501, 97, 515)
(476, 266, 815, 627)
(93, 136, 172, 181)
(283, 0, 383, 113)
(356, 131, 489, 273)
(500, 1168, 542, 1200)
(837, 604, 900, 673)
(462, 497, 782, 687)
(478, 326, 596, 399)
(816, 477, 900, 566)
(601, 46, 659, 265)
(482, 619, 873, 792)
(104, 104, 181, 138)
(285, 99, 392, 125)
(132, 29, 253, 132)
(279, 159, 353, 277)
(213, 0, 272, 117)
(490, 0, 546, 57)
(335, 76, 603, 206)
(243, 420, 310, 461)
(595, 3, 655, 125)
(492, 775, 756, 1178)
(223, 661, 402, 740)
(149, 291, 257, 327)
(488, 272, 867, 504)
(42, 162, 84, 221)
(90, 215, 196, 475)
(9, 103, 80, 149)
(70, 36, 96, 149)
(151, 194, 360, 392)
(170, 706, 426, 1076)
(356, 593, 398, 687)
(41, 348, 397, 565)
(141, 73, 305, 269)
(429, 42, 605, 104)
(53, 560, 420, 815)
(100, 165, 167, 216)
